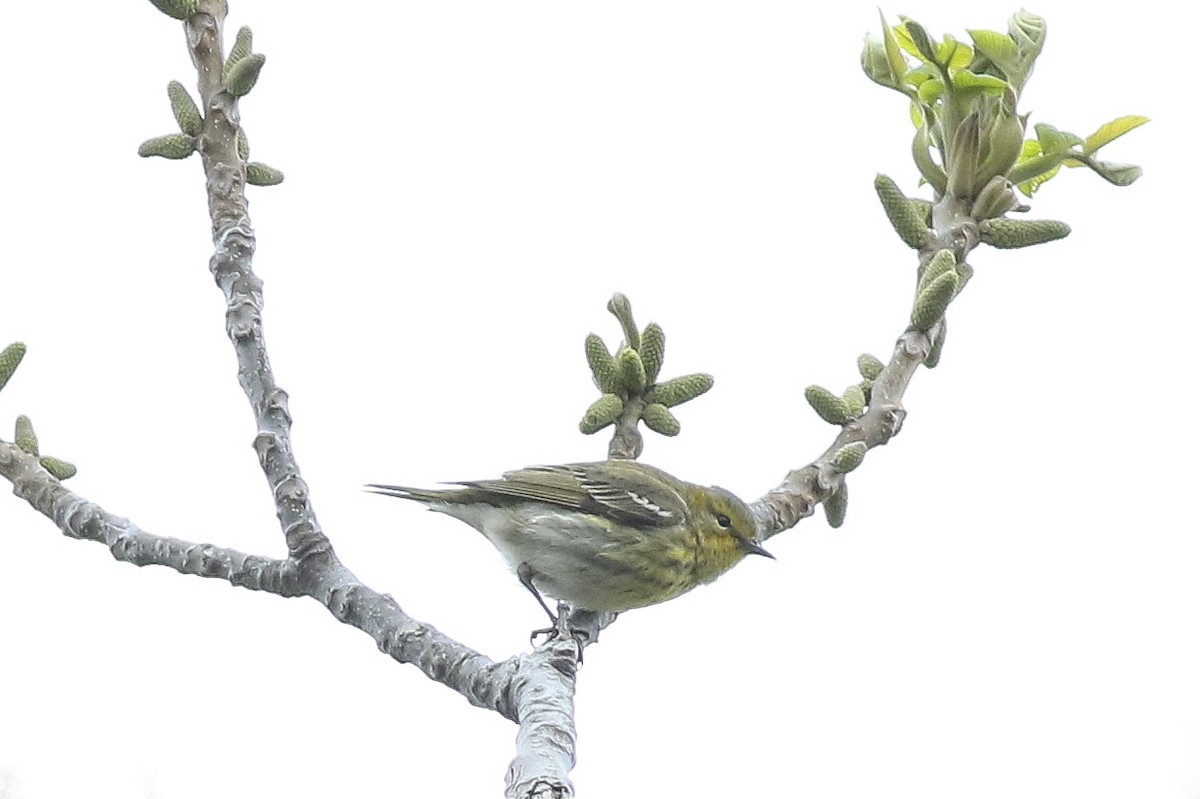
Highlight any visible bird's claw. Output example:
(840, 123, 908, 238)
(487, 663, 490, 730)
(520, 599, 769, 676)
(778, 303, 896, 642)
(530, 602, 589, 663)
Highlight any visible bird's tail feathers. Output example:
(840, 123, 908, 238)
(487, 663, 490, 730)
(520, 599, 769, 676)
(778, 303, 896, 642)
(365, 484, 449, 504)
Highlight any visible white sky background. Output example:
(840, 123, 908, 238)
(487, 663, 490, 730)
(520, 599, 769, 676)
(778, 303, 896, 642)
(0, 2, 1195, 797)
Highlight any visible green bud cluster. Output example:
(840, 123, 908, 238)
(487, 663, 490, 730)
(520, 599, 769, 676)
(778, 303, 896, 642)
(911, 271, 958, 331)
(842, 385, 866, 416)
(0, 342, 26, 393)
(917, 249, 957, 294)
(580, 394, 623, 434)
(832, 442, 868, 474)
(804, 385, 853, 426)
(579, 293, 713, 439)
(908, 249, 962, 333)
(617, 347, 647, 394)
(639, 323, 665, 384)
(167, 81, 202, 136)
(15, 415, 38, 455)
(246, 163, 285, 186)
(856, 353, 884, 381)
(138, 25, 283, 185)
(641, 403, 680, 437)
(585, 334, 618, 394)
(805, 350, 892, 426)
(227, 53, 266, 99)
(823, 484, 848, 529)
(40, 456, 77, 481)
(853, 353, 883, 404)
(138, 134, 195, 160)
(0, 347, 78, 480)
(980, 219, 1071, 249)
(647, 374, 714, 408)
(874, 174, 931, 249)
(225, 27, 254, 80)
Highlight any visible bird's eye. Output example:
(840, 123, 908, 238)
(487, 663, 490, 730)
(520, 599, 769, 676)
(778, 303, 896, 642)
(715, 513, 732, 528)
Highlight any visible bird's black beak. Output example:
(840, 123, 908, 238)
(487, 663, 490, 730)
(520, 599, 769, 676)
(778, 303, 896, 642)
(740, 539, 775, 559)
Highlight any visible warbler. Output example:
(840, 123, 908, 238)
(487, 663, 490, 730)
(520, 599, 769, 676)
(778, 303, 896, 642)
(367, 460, 772, 618)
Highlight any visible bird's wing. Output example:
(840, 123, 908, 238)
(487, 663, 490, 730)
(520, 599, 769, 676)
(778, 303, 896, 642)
(459, 462, 686, 527)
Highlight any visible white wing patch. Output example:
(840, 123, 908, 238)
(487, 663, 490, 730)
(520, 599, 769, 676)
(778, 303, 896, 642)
(627, 491, 673, 518)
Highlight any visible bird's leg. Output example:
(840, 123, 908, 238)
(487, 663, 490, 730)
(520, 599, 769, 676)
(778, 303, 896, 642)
(519, 563, 586, 662)
(517, 562, 558, 625)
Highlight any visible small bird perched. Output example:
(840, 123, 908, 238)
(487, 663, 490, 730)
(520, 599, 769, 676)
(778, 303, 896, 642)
(367, 460, 772, 620)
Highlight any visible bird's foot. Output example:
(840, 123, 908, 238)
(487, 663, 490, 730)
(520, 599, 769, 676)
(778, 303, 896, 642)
(530, 602, 589, 663)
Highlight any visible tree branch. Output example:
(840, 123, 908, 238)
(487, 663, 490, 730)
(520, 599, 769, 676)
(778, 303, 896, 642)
(0, 4, 587, 795)
(1, 437, 581, 798)
(750, 203, 973, 538)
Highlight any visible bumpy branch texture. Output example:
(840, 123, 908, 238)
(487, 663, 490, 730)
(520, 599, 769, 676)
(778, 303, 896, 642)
(0, 4, 1042, 797)
(0, 3, 581, 797)
(749, 199, 973, 537)
(185, 4, 582, 796)
(0, 438, 580, 784)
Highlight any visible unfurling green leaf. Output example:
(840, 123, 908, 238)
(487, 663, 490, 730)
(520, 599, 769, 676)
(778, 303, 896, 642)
(237, 128, 250, 160)
(1034, 123, 1082, 156)
(15, 415, 38, 455)
(832, 442, 868, 474)
(980, 218, 1070, 249)
(138, 134, 195, 159)
(167, 81, 202, 136)
(0, 342, 26, 392)
(225, 26, 254, 76)
(874, 174, 930, 249)
(918, 249, 957, 294)
(842, 385, 866, 416)
(925, 321, 946, 368)
(40, 456, 77, 481)
(616, 347, 647, 394)
(970, 175, 1020, 220)
(607, 293, 640, 351)
(804, 385, 853, 426)
(148, 0, 197, 20)
(1083, 115, 1149, 155)
(950, 70, 1009, 94)
(899, 17, 938, 63)
(226, 53, 265, 98)
(967, 28, 1019, 77)
(947, 112, 983, 199)
(639, 323, 665, 383)
(641, 403, 680, 437)
(861, 36, 900, 92)
(917, 77, 945, 104)
(1087, 160, 1143, 187)
(857, 353, 884, 381)
(912, 126, 948, 195)
(646, 373, 713, 408)
(1008, 10, 1046, 61)
(246, 163, 285, 186)
(911, 271, 958, 331)
(823, 484, 848, 529)
(1014, 158, 1062, 196)
(935, 35, 973, 70)
(861, 25, 913, 97)
(879, 10, 910, 84)
(585, 334, 618, 393)
(579, 394, 624, 434)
